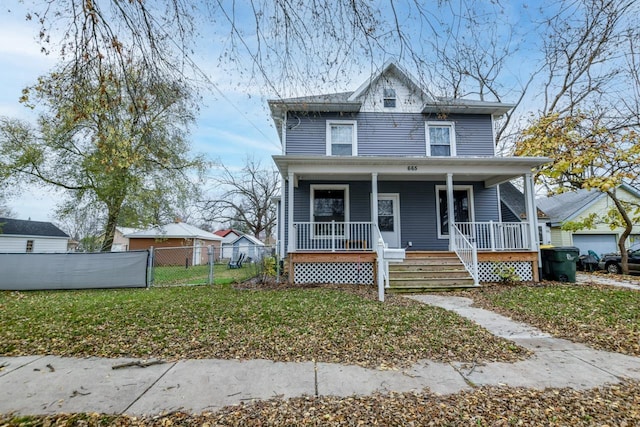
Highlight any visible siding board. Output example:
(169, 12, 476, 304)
(285, 111, 495, 157)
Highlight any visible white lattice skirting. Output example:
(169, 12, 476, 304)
(294, 262, 374, 285)
(478, 261, 533, 282)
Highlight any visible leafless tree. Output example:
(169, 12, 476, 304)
(203, 157, 279, 240)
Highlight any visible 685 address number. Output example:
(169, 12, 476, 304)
(407, 165, 418, 171)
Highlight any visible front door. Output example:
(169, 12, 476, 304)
(377, 193, 401, 248)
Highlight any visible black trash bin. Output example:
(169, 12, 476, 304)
(541, 247, 580, 282)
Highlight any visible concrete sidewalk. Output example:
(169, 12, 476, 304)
(2, 293, 640, 417)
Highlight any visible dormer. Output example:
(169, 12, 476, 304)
(348, 62, 428, 113)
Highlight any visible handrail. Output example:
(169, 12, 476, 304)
(455, 221, 532, 251)
(452, 223, 479, 286)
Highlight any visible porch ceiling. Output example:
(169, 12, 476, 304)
(273, 155, 551, 187)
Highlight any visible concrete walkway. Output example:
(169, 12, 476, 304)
(576, 271, 640, 290)
(2, 290, 640, 416)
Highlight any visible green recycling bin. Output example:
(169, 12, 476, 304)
(541, 247, 580, 282)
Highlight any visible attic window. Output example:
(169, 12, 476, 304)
(383, 88, 396, 108)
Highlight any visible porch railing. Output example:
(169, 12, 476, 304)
(452, 224, 479, 286)
(455, 221, 532, 251)
(294, 221, 375, 251)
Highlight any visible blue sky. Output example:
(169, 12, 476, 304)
(0, 3, 283, 222)
(0, 0, 584, 223)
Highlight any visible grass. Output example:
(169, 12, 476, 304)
(0, 284, 526, 368)
(465, 283, 640, 356)
(152, 263, 256, 286)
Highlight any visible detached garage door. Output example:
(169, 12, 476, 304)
(572, 234, 617, 257)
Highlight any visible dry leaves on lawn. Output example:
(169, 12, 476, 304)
(2, 381, 639, 426)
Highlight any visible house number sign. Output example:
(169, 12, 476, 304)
(407, 165, 418, 171)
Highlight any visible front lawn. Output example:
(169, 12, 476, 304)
(0, 284, 527, 368)
(466, 283, 640, 357)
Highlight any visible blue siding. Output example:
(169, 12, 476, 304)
(285, 112, 495, 157)
(445, 114, 495, 156)
(284, 179, 500, 253)
(357, 113, 426, 156)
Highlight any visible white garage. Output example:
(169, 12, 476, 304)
(572, 234, 618, 258)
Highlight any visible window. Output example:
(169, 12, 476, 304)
(383, 88, 396, 108)
(378, 199, 394, 232)
(426, 122, 456, 156)
(310, 185, 349, 236)
(326, 120, 357, 156)
(435, 186, 474, 238)
(26, 240, 34, 253)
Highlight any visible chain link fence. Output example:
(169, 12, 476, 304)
(149, 244, 278, 287)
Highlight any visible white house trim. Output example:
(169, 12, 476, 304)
(309, 184, 350, 224)
(436, 183, 475, 240)
(326, 120, 358, 156)
(426, 121, 457, 157)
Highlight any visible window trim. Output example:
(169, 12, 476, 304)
(310, 184, 350, 238)
(435, 185, 474, 239)
(326, 120, 358, 156)
(426, 121, 456, 156)
(383, 88, 397, 108)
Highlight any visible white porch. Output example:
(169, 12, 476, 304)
(274, 155, 549, 300)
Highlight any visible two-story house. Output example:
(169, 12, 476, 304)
(269, 62, 549, 299)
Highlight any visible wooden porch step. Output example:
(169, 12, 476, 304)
(387, 251, 476, 293)
(388, 269, 471, 279)
(389, 277, 476, 287)
(387, 283, 478, 293)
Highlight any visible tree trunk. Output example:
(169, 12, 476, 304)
(608, 191, 633, 275)
(101, 208, 120, 252)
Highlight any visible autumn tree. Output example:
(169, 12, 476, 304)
(204, 158, 278, 240)
(515, 113, 640, 273)
(0, 59, 206, 251)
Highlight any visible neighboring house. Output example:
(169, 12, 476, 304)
(499, 182, 551, 245)
(536, 184, 640, 257)
(111, 226, 141, 252)
(215, 229, 242, 259)
(226, 234, 266, 261)
(216, 229, 266, 260)
(126, 219, 223, 265)
(0, 217, 69, 253)
(214, 229, 243, 244)
(269, 62, 549, 293)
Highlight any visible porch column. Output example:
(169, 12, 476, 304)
(287, 172, 295, 253)
(523, 173, 539, 253)
(446, 173, 455, 251)
(371, 172, 379, 233)
(279, 177, 286, 257)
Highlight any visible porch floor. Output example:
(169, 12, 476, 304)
(388, 251, 477, 293)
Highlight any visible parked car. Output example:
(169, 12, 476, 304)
(598, 248, 640, 274)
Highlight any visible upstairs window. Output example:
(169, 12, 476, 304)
(426, 122, 456, 156)
(326, 120, 357, 156)
(383, 88, 396, 108)
(26, 240, 34, 253)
